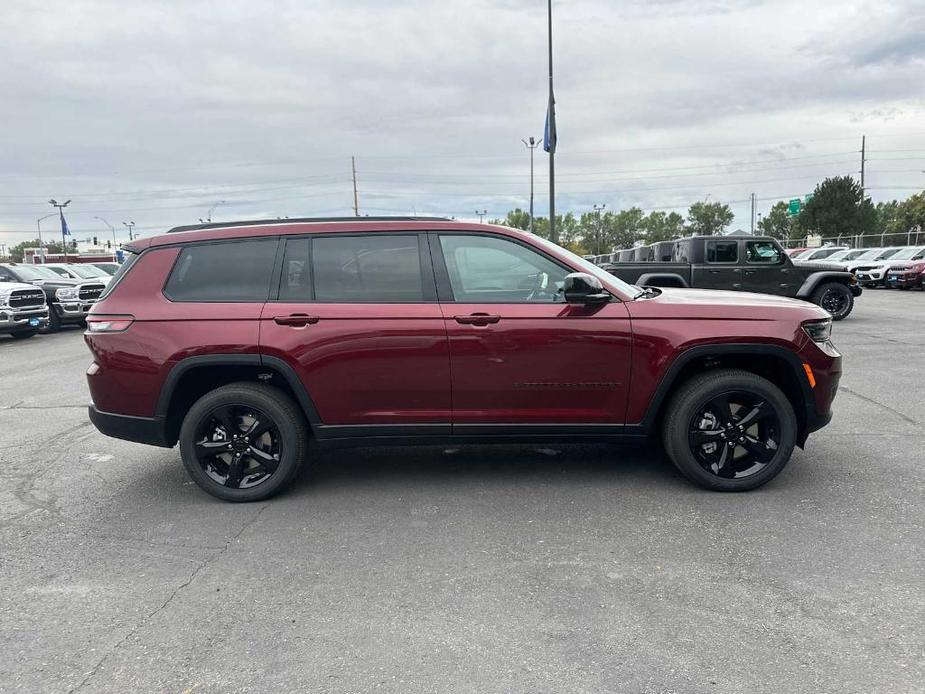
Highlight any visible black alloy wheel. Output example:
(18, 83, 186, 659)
(193, 404, 282, 490)
(811, 282, 853, 321)
(179, 383, 309, 502)
(688, 391, 781, 480)
(661, 369, 797, 491)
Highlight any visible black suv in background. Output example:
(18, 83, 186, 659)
(0, 264, 106, 331)
(601, 235, 862, 320)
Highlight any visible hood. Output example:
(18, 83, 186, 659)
(26, 277, 82, 289)
(0, 281, 43, 296)
(629, 287, 829, 321)
(792, 260, 846, 272)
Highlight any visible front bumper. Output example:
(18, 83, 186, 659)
(856, 269, 886, 285)
(53, 300, 97, 323)
(0, 305, 49, 332)
(888, 273, 923, 288)
(849, 284, 862, 297)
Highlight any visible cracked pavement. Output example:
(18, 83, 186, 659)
(0, 291, 923, 693)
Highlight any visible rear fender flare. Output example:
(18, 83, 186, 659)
(636, 272, 689, 288)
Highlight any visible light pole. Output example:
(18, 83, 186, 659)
(476, 210, 487, 224)
(48, 199, 71, 262)
(36, 213, 56, 264)
(521, 136, 539, 234)
(95, 217, 118, 260)
(201, 200, 225, 223)
(122, 221, 135, 241)
(593, 203, 606, 255)
(546, 0, 557, 244)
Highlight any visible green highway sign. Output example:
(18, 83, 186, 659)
(788, 198, 802, 216)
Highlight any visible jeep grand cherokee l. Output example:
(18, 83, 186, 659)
(85, 217, 841, 501)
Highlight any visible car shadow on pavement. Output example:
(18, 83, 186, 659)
(286, 441, 685, 496)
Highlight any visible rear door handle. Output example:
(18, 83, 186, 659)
(274, 313, 320, 327)
(454, 313, 501, 326)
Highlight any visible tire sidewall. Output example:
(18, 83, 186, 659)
(663, 371, 798, 492)
(179, 385, 307, 502)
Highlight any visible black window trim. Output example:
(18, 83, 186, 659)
(427, 230, 576, 304)
(705, 239, 740, 265)
(271, 231, 437, 304)
(162, 236, 282, 304)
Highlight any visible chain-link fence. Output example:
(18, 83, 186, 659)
(780, 230, 925, 249)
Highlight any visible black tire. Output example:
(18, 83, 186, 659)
(40, 306, 60, 333)
(810, 282, 853, 321)
(179, 383, 311, 502)
(661, 369, 798, 492)
(10, 329, 37, 340)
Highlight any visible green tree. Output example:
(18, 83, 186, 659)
(686, 201, 734, 236)
(796, 176, 875, 238)
(642, 211, 686, 243)
(498, 208, 532, 232)
(875, 200, 900, 236)
(889, 191, 925, 237)
(757, 201, 791, 240)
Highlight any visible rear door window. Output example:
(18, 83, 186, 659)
(310, 235, 425, 302)
(706, 241, 739, 263)
(745, 241, 783, 264)
(165, 238, 278, 301)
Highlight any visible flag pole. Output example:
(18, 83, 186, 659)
(547, 0, 556, 244)
(49, 199, 71, 263)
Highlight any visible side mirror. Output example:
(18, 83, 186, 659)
(563, 272, 610, 305)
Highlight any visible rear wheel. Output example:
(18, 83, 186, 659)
(9, 329, 37, 340)
(661, 369, 797, 492)
(179, 383, 310, 502)
(810, 282, 853, 320)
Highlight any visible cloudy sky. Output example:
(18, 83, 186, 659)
(1, 0, 923, 245)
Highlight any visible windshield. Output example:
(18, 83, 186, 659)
(794, 249, 815, 259)
(528, 234, 639, 298)
(6, 265, 60, 280)
(92, 263, 119, 275)
(855, 249, 881, 260)
(66, 264, 107, 278)
(888, 247, 924, 261)
(875, 248, 901, 260)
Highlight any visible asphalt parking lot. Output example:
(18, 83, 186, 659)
(1, 290, 923, 694)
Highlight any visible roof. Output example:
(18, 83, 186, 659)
(166, 216, 450, 234)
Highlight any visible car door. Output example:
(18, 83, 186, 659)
(259, 232, 452, 434)
(431, 231, 632, 431)
(700, 239, 743, 290)
(742, 239, 792, 295)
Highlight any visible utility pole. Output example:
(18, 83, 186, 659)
(351, 156, 359, 216)
(123, 221, 135, 241)
(476, 209, 487, 224)
(521, 137, 539, 234)
(95, 216, 117, 261)
(750, 193, 756, 233)
(48, 199, 71, 262)
(860, 135, 866, 199)
(546, 0, 557, 244)
(593, 203, 606, 255)
(36, 213, 56, 264)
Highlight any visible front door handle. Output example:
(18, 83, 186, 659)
(454, 313, 501, 326)
(274, 313, 320, 327)
(744, 270, 757, 276)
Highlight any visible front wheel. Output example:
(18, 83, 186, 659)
(179, 383, 311, 502)
(661, 369, 798, 492)
(811, 282, 854, 320)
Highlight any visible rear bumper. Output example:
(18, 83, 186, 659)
(88, 405, 172, 447)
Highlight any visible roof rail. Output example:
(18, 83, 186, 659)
(166, 216, 451, 234)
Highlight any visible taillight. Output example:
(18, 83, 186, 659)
(86, 315, 134, 333)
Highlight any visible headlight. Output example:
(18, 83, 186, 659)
(802, 318, 832, 343)
(55, 287, 79, 301)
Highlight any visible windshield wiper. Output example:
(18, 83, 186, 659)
(633, 286, 661, 299)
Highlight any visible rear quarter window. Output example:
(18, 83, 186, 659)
(164, 238, 278, 302)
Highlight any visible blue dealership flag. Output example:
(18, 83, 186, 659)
(543, 97, 557, 154)
(61, 213, 71, 236)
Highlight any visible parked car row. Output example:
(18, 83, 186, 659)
(0, 262, 117, 339)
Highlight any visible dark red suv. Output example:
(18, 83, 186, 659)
(85, 217, 841, 501)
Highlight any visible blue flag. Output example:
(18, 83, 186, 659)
(544, 97, 557, 154)
(61, 213, 71, 236)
